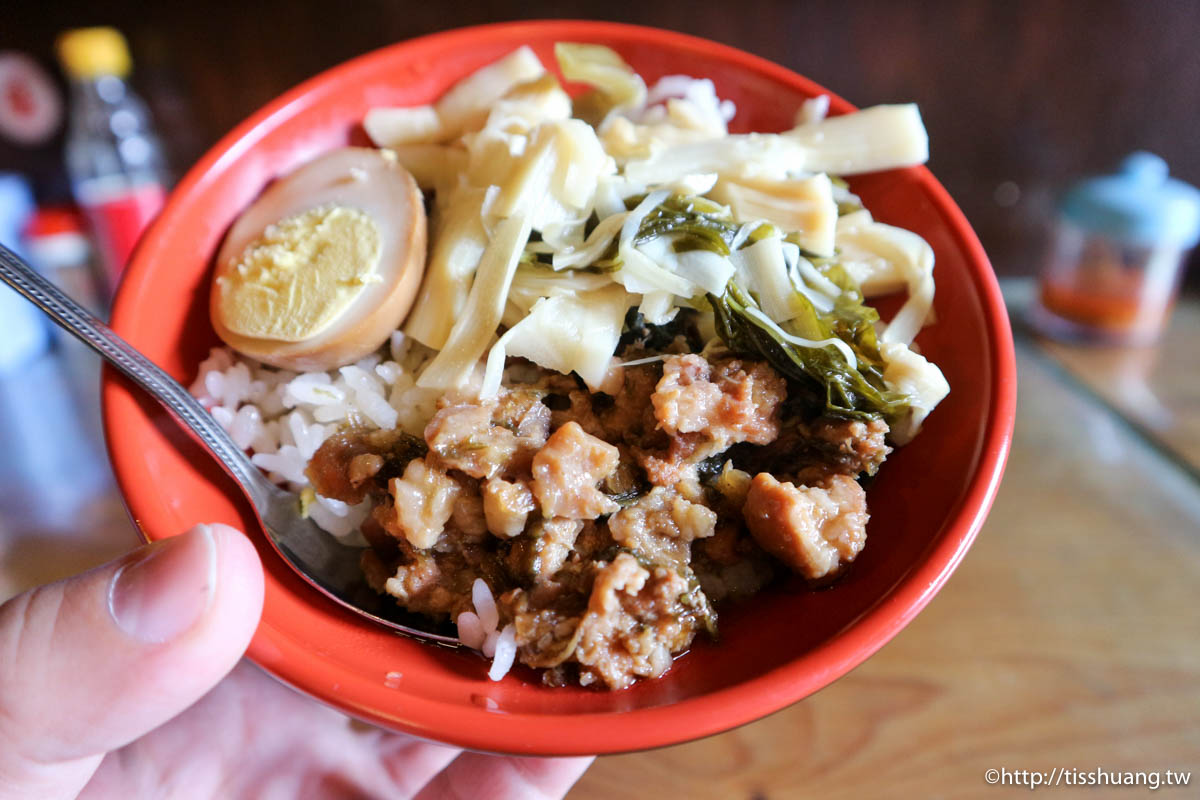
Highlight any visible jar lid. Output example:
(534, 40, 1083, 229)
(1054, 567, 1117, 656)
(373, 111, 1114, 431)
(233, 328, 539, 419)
(1059, 152, 1200, 248)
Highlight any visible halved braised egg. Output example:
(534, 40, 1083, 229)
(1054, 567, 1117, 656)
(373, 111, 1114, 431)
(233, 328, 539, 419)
(211, 147, 426, 371)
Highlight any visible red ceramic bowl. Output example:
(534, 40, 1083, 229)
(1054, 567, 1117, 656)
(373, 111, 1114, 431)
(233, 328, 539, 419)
(103, 20, 1015, 755)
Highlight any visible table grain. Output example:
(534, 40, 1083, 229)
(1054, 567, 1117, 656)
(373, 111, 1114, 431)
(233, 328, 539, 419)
(1037, 300, 1200, 477)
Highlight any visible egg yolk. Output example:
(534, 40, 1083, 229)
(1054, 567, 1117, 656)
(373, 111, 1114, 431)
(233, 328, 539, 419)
(216, 204, 383, 342)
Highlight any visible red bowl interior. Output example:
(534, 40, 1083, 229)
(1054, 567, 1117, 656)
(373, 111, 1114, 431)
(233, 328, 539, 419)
(103, 20, 1015, 756)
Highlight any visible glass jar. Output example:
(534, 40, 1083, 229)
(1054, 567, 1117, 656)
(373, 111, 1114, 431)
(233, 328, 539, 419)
(1032, 152, 1200, 345)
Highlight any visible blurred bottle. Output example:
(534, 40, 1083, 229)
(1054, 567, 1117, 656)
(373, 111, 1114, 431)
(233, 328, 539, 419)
(1033, 152, 1200, 345)
(56, 27, 168, 294)
(23, 206, 107, 446)
(23, 206, 104, 314)
(0, 173, 110, 531)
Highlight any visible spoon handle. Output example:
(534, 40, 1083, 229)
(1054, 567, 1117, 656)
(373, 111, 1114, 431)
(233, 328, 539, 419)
(0, 243, 274, 507)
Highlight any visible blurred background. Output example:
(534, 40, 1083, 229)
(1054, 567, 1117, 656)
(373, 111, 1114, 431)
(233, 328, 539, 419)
(0, 2, 1197, 796)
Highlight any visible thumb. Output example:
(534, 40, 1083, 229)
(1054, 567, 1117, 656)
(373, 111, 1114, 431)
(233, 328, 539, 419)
(0, 523, 264, 798)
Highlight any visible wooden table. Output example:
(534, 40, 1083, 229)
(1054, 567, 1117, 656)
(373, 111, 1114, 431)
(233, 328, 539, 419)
(1036, 302, 1200, 478)
(570, 300, 1200, 798)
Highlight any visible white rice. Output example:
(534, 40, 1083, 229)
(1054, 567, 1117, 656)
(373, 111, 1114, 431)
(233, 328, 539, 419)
(190, 334, 519, 678)
(190, 332, 440, 519)
(472, 577, 500, 631)
(464, 578, 517, 681)
(456, 611, 486, 650)
(488, 625, 517, 682)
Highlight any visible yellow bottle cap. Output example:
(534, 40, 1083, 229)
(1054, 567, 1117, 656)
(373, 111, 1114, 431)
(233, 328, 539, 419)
(56, 27, 132, 79)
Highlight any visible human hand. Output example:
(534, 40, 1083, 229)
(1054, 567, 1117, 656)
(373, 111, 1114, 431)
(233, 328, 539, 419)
(0, 524, 593, 799)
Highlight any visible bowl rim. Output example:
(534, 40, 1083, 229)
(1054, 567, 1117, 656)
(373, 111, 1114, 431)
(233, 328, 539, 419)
(103, 19, 1016, 755)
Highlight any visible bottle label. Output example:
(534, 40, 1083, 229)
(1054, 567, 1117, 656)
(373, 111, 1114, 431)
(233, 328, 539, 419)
(79, 182, 165, 288)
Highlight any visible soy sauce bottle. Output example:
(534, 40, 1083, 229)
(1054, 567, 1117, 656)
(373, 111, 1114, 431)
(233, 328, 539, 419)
(56, 27, 169, 294)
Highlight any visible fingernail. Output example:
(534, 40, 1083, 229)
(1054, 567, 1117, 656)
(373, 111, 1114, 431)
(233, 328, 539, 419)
(109, 524, 217, 643)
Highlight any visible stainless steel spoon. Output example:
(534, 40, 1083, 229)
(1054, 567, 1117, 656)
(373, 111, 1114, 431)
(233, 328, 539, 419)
(0, 243, 455, 644)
